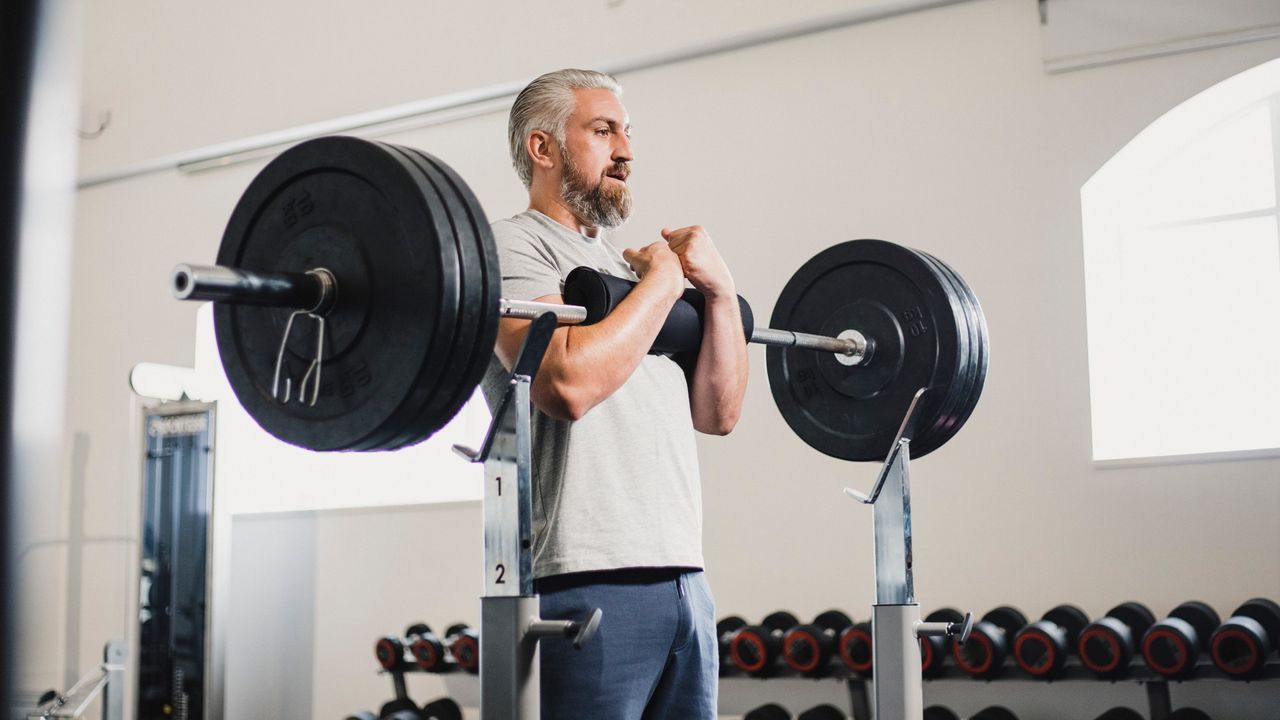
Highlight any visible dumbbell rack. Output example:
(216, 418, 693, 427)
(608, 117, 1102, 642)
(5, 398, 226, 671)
(715, 660, 1280, 719)
(452, 312, 601, 720)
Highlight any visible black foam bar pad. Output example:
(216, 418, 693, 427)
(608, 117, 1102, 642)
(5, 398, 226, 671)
(563, 267, 755, 354)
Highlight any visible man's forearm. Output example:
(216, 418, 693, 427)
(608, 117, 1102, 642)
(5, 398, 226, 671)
(689, 294, 749, 435)
(536, 278, 681, 418)
(493, 269, 682, 420)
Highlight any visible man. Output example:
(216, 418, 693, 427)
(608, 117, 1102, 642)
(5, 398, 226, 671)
(480, 68, 749, 719)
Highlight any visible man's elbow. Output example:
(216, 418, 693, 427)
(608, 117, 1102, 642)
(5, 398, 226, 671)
(533, 378, 597, 422)
(696, 412, 740, 436)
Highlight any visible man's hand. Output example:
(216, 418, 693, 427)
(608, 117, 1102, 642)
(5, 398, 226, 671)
(662, 225, 734, 299)
(622, 241, 685, 299)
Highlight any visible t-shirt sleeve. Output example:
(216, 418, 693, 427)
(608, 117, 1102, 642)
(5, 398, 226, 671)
(491, 220, 564, 301)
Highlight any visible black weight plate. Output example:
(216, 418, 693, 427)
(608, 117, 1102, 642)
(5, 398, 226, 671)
(986, 606, 1029, 638)
(369, 144, 480, 450)
(813, 609, 854, 632)
(918, 250, 989, 451)
(1109, 602, 1156, 635)
(380, 144, 476, 450)
(767, 239, 964, 461)
(717, 616, 747, 635)
(1237, 598, 1280, 643)
(389, 147, 500, 449)
(405, 623, 433, 638)
(909, 249, 980, 457)
(762, 611, 799, 632)
(917, 251, 979, 454)
(1043, 605, 1090, 638)
(214, 136, 457, 451)
(413, 149, 500, 417)
(906, 249, 974, 456)
(337, 143, 464, 451)
(1172, 601, 1221, 643)
(926, 608, 966, 624)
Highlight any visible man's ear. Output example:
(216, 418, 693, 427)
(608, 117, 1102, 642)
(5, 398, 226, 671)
(527, 130, 556, 173)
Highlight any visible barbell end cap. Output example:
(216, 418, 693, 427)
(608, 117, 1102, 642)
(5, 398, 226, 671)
(172, 264, 196, 300)
(451, 444, 480, 462)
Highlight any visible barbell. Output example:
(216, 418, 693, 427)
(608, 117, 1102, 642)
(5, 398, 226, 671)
(170, 136, 988, 460)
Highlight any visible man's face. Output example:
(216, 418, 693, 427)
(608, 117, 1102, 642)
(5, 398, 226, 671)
(559, 88, 633, 229)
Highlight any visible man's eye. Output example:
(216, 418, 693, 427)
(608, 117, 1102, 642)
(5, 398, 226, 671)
(596, 128, 610, 136)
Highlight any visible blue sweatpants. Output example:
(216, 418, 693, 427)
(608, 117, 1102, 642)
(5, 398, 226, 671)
(536, 569, 718, 720)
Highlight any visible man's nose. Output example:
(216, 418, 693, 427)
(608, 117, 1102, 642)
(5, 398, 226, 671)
(613, 133, 633, 163)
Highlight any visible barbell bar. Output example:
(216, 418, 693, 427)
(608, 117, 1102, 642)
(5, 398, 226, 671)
(171, 135, 987, 459)
(171, 263, 869, 358)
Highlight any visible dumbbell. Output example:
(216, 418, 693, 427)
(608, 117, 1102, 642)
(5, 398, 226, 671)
(406, 623, 453, 673)
(1012, 604, 1089, 679)
(1092, 709, 1144, 720)
(1078, 602, 1156, 679)
(922, 707, 959, 720)
(443, 623, 479, 675)
(728, 611, 799, 676)
(1165, 710, 1212, 720)
(343, 713, 377, 720)
(951, 606, 1028, 678)
(1210, 597, 1280, 679)
(374, 635, 409, 672)
(796, 705, 846, 720)
(838, 621, 874, 676)
(782, 610, 853, 676)
(743, 704, 791, 720)
(716, 615, 747, 673)
(921, 608, 964, 678)
(421, 697, 463, 720)
(970, 708, 1019, 720)
(1141, 601, 1220, 678)
(378, 699, 419, 720)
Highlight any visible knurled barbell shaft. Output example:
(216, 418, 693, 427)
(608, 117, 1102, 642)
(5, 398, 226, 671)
(172, 264, 864, 359)
(500, 298, 589, 325)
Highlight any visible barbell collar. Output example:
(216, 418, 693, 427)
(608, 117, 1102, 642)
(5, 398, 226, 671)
(172, 263, 335, 314)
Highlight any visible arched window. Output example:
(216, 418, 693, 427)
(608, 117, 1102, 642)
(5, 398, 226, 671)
(1083, 58, 1280, 463)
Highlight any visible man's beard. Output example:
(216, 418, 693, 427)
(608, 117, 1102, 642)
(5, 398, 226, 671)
(560, 148, 632, 229)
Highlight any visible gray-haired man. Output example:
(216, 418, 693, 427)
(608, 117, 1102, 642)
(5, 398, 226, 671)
(480, 69, 749, 718)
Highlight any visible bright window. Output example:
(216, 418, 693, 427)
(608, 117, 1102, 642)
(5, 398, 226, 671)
(1082, 58, 1280, 463)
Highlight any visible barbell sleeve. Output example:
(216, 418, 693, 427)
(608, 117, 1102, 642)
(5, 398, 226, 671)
(172, 263, 334, 313)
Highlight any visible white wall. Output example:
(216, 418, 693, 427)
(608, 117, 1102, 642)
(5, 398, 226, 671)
(227, 504, 483, 719)
(28, 0, 1280, 714)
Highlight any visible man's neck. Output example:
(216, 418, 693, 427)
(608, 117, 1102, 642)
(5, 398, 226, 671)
(528, 190, 601, 239)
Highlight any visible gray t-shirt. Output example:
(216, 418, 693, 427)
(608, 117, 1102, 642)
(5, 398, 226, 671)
(480, 209, 703, 578)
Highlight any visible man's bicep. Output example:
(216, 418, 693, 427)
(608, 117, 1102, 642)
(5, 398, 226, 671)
(494, 231, 564, 304)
